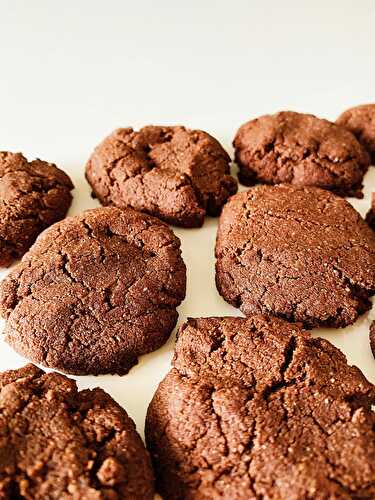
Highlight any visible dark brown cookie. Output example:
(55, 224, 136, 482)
(337, 103, 375, 163)
(146, 315, 375, 500)
(0, 152, 74, 267)
(0, 206, 186, 375)
(215, 184, 375, 328)
(233, 111, 370, 197)
(0, 364, 154, 499)
(85, 126, 238, 227)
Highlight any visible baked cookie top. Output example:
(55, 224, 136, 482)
(215, 184, 375, 328)
(146, 315, 375, 499)
(0, 152, 73, 267)
(233, 111, 370, 197)
(0, 207, 186, 375)
(0, 364, 154, 499)
(86, 126, 237, 227)
(337, 103, 375, 163)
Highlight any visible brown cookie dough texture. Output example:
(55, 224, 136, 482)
(85, 126, 238, 227)
(0, 152, 74, 267)
(0, 364, 154, 499)
(337, 103, 375, 164)
(0, 207, 186, 375)
(146, 315, 375, 500)
(233, 111, 370, 197)
(215, 184, 375, 328)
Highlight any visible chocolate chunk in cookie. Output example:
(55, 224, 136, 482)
(0, 364, 154, 499)
(0, 152, 73, 267)
(85, 126, 238, 227)
(215, 184, 375, 328)
(233, 111, 370, 197)
(0, 207, 186, 375)
(337, 103, 375, 164)
(146, 315, 375, 499)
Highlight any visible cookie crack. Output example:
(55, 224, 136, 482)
(209, 388, 229, 458)
(262, 336, 298, 400)
(331, 264, 373, 311)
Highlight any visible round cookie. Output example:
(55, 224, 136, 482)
(146, 315, 375, 500)
(233, 111, 370, 197)
(0, 206, 186, 375)
(337, 103, 375, 164)
(85, 126, 238, 227)
(0, 364, 154, 499)
(0, 151, 74, 267)
(215, 184, 375, 328)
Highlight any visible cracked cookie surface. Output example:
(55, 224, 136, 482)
(0, 364, 154, 499)
(146, 315, 375, 499)
(233, 111, 370, 197)
(215, 184, 375, 328)
(0, 152, 74, 267)
(337, 103, 375, 164)
(85, 126, 238, 228)
(0, 206, 186, 375)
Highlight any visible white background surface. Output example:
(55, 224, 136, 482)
(1, 0, 375, 463)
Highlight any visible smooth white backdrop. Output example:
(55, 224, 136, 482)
(0, 0, 374, 458)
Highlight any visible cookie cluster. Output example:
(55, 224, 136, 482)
(1, 107, 375, 498)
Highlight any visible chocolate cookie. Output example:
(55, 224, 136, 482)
(0, 206, 186, 375)
(215, 184, 375, 328)
(233, 111, 370, 197)
(146, 315, 375, 499)
(0, 152, 74, 267)
(85, 126, 238, 227)
(337, 103, 375, 163)
(0, 364, 154, 499)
